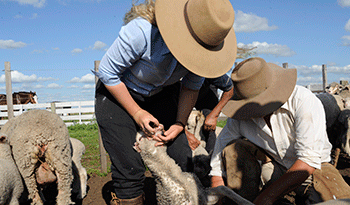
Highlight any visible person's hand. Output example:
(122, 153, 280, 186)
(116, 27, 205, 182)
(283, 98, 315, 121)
(184, 129, 200, 150)
(203, 112, 218, 132)
(155, 123, 183, 146)
(132, 109, 159, 136)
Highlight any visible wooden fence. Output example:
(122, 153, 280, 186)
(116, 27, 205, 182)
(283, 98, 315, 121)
(0, 100, 95, 127)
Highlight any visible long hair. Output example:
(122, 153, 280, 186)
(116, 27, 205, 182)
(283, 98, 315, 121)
(124, 0, 156, 26)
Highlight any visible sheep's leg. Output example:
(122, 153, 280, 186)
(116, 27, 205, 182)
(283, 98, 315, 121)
(20, 167, 43, 205)
(55, 170, 73, 205)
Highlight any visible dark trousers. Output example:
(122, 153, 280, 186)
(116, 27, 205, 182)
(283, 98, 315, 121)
(95, 80, 193, 199)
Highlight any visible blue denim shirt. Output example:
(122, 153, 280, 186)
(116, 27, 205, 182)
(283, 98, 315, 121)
(93, 17, 204, 97)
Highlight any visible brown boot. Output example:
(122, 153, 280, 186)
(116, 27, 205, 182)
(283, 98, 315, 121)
(110, 192, 145, 205)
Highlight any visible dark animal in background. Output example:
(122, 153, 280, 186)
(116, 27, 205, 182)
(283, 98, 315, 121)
(317, 93, 350, 156)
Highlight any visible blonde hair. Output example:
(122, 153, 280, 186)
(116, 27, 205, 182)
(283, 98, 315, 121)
(124, 0, 156, 26)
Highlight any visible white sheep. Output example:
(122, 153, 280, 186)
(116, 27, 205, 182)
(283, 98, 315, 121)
(0, 133, 24, 205)
(186, 110, 223, 157)
(70, 137, 88, 200)
(1, 110, 74, 205)
(133, 129, 253, 205)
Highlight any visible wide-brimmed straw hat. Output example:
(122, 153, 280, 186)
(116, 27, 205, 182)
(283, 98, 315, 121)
(155, 0, 237, 78)
(222, 57, 297, 120)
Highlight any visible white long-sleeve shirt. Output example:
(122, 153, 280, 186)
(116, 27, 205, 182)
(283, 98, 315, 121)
(210, 85, 332, 177)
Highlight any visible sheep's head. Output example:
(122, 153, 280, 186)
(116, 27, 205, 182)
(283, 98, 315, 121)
(133, 125, 164, 155)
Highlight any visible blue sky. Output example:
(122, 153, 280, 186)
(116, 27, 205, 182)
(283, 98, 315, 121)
(1, 0, 350, 103)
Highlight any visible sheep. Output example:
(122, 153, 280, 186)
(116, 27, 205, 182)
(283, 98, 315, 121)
(33, 137, 87, 203)
(1, 109, 74, 205)
(317, 93, 350, 156)
(0, 133, 24, 205)
(133, 128, 253, 205)
(186, 110, 223, 157)
(70, 137, 88, 200)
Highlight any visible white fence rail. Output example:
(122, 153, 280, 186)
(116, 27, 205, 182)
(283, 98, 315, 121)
(0, 101, 95, 127)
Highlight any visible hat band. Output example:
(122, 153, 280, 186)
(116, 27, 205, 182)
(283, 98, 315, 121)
(184, 2, 218, 49)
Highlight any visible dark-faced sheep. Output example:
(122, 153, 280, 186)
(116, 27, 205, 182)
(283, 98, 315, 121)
(1, 110, 73, 205)
(133, 128, 253, 205)
(0, 133, 24, 205)
(317, 93, 350, 156)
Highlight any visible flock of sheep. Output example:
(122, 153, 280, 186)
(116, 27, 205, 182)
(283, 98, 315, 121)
(0, 110, 87, 205)
(318, 82, 350, 156)
(1, 80, 350, 205)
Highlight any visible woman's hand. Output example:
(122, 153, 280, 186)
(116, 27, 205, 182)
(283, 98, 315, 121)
(155, 123, 184, 146)
(132, 109, 159, 136)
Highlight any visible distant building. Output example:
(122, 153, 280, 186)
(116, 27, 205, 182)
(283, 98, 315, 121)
(305, 84, 324, 94)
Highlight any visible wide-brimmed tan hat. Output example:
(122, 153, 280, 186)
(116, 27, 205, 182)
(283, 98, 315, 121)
(155, 0, 237, 78)
(222, 57, 297, 120)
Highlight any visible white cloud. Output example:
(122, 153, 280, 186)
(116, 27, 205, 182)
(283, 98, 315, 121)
(0, 71, 56, 83)
(14, 14, 23, 19)
(291, 63, 350, 86)
(71, 48, 83, 54)
(10, 0, 46, 8)
(0, 39, 27, 49)
(47, 83, 63, 89)
(30, 13, 38, 19)
(345, 19, 350, 32)
(237, 41, 296, 57)
(233, 10, 278, 33)
(52, 47, 59, 50)
(342, 35, 350, 46)
(68, 74, 95, 83)
(92, 41, 107, 50)
(82, 84, 95, 89)
(67, 85, 80, 89)
(338, 0, 350, 7)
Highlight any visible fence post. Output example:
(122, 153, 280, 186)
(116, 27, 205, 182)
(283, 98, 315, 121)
(5, 62, 14, 119)
(51, 102, 56, 113)
(322, 64, 327, 93)
(95, 60, 108, 173)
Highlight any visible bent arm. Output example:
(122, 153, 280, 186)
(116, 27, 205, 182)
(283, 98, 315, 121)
(254, 159, 315, 205)
(105, 83, 159, 133)
(160, 86, 199, 145)
(204, 87, 234, 131)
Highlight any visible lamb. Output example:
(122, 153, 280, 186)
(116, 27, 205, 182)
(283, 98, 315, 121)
(0, 133, 24, 205)
(1, 109, 74, 205)
(133, 128, 253, 205)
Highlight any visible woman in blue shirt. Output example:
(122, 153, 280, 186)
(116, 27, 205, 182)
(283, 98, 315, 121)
(94, 0, 237, 204)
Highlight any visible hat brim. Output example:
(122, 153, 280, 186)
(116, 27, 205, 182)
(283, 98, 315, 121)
(155, 0, 237, 78)
(222, 63, 297, 120)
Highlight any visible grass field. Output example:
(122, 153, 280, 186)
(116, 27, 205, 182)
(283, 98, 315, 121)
(68, 119, 227, 176)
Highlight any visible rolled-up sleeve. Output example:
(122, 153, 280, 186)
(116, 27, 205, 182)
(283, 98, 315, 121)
(181, 71, 205, 90)
(210, 118, 241, 177)
(207, 74, 233, 92)
(294, 94, 327, 169)
(93, 18, 149, 86)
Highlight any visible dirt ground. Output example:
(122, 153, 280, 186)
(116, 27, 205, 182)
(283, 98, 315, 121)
(80, 151, 350, 205)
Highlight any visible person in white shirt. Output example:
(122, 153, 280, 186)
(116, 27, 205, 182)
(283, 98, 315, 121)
(210, 57, 336, 204)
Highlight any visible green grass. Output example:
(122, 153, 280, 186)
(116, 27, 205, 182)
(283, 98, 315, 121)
(68, 123, 111, 176)
(217, 119, 227, 128)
